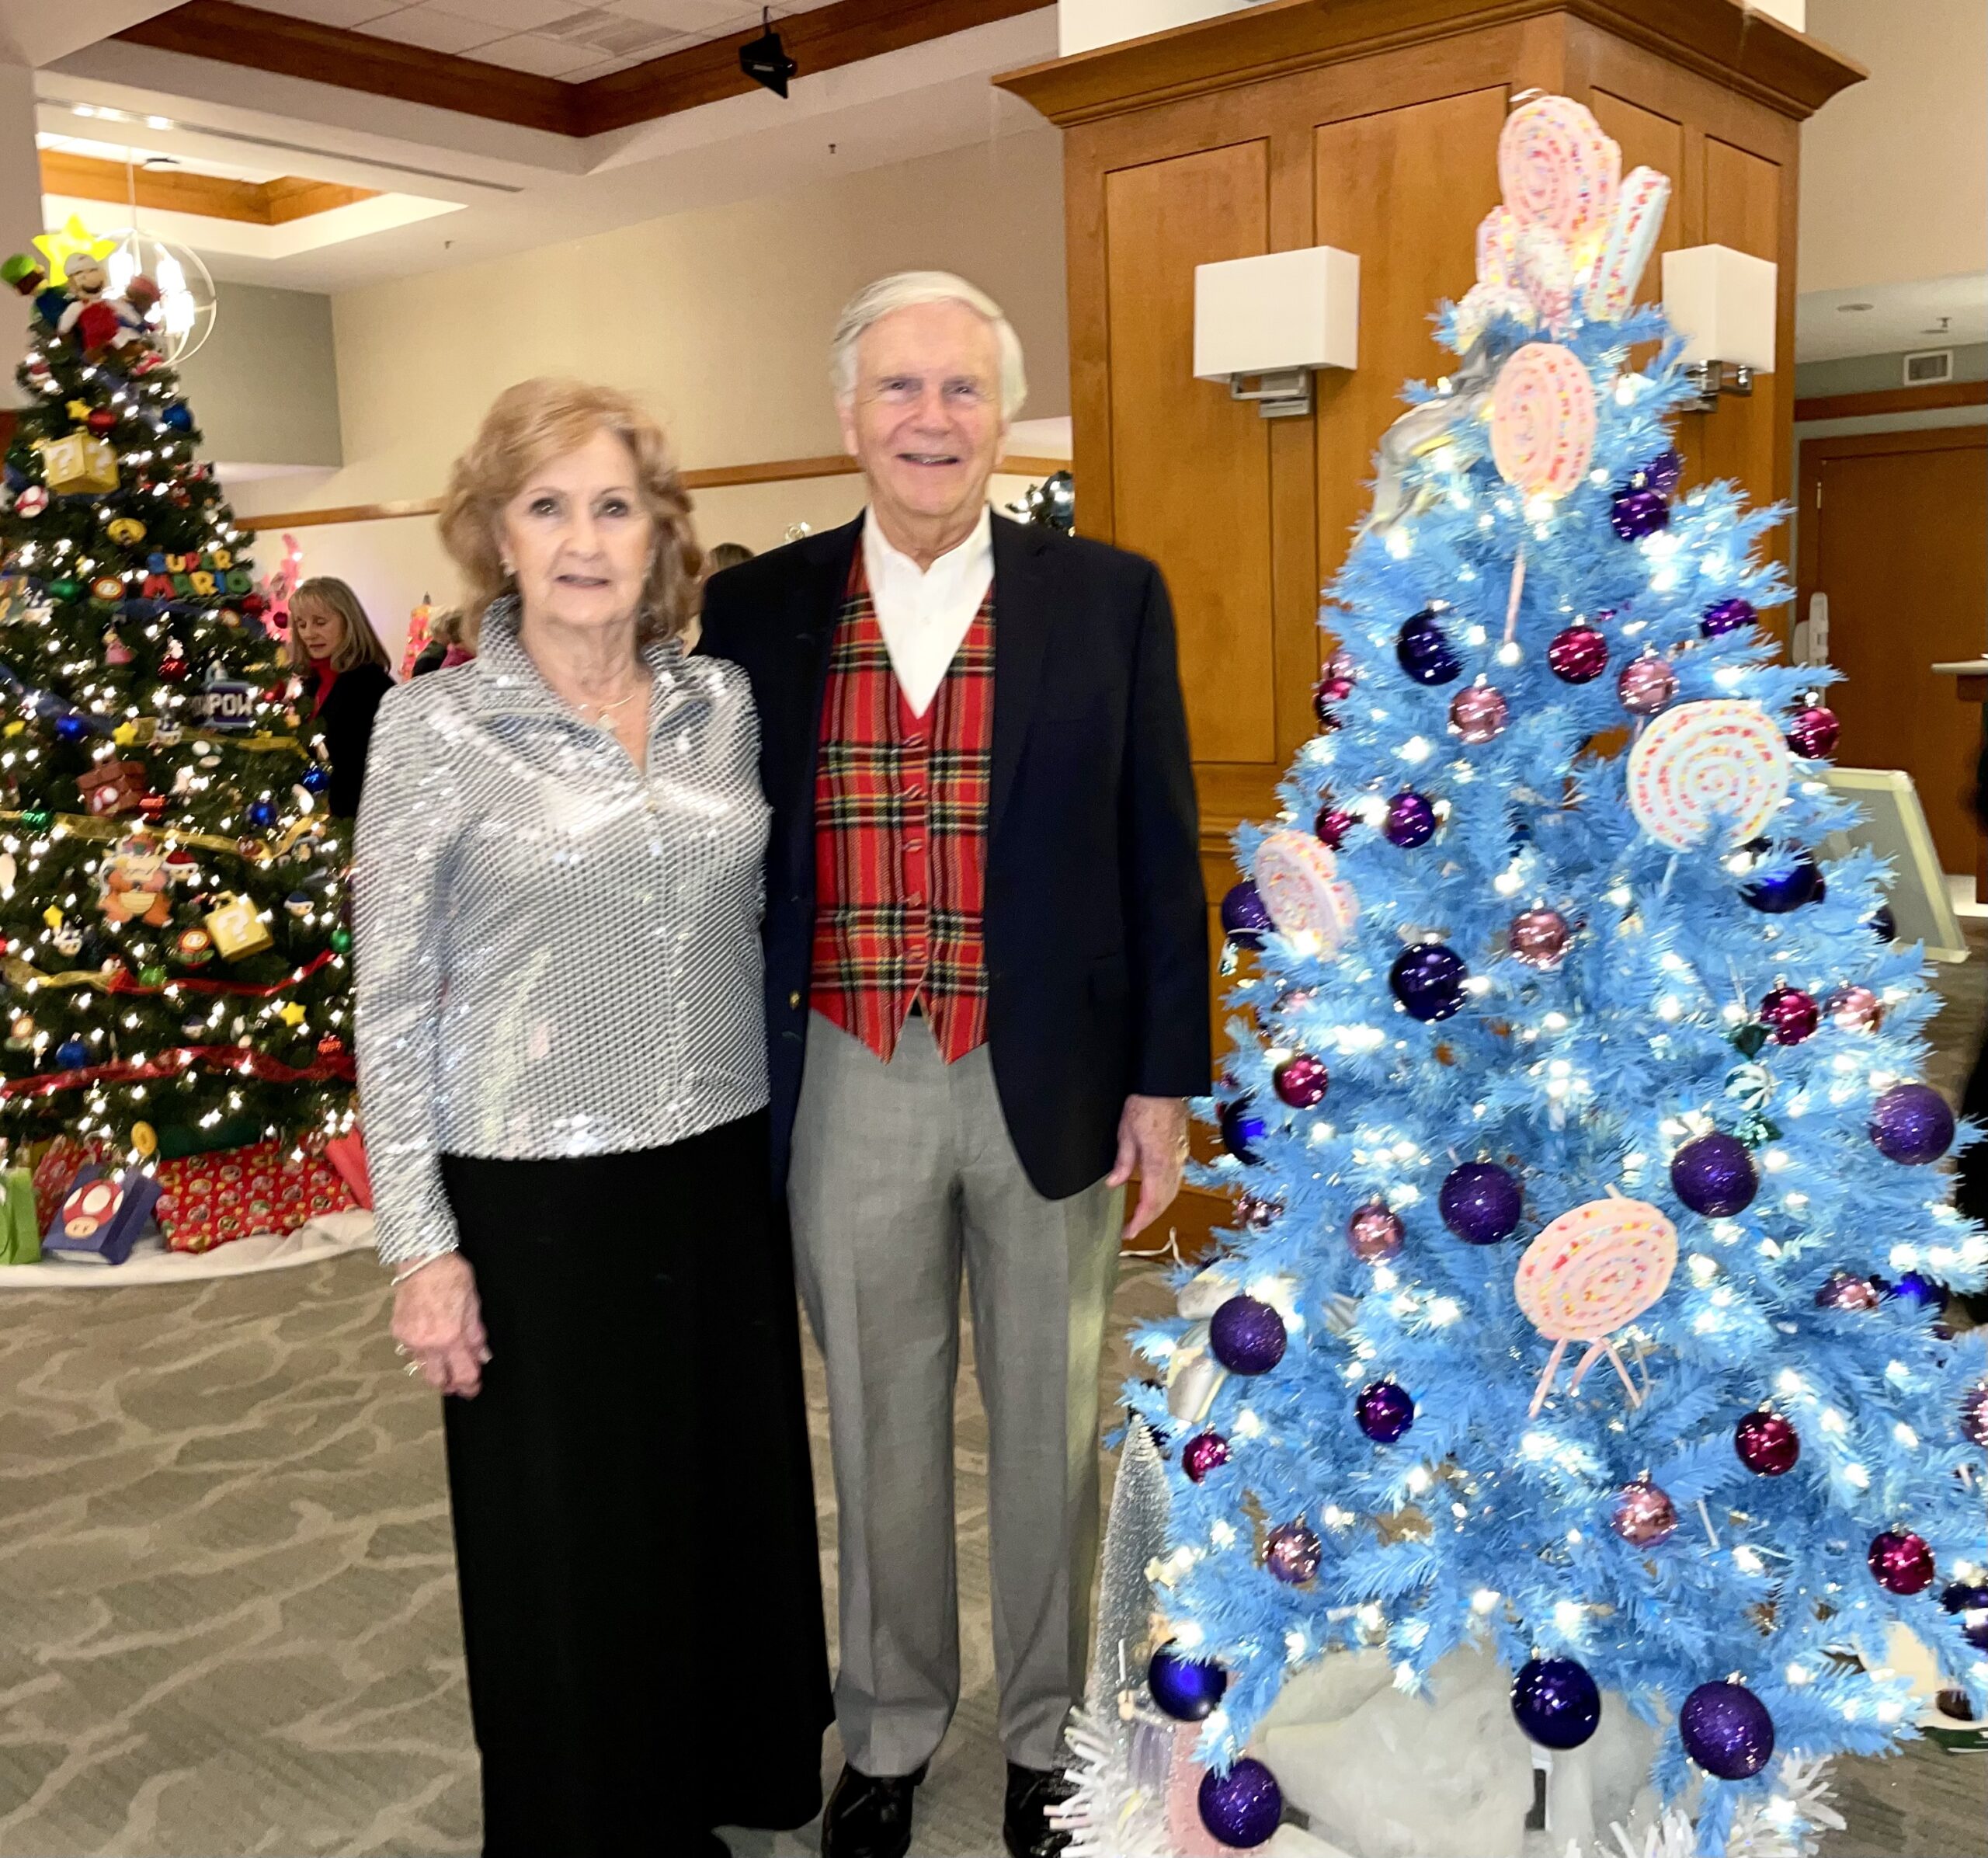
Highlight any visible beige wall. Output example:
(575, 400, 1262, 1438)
(1800, 0, 1988, 293)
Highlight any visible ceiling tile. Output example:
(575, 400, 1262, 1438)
(600, 0, 742, 26)
(266, 0, 410, 25)
(421, 0, 579, 26)
(355, 6, 506, 53)
(472, 30, 607, 75)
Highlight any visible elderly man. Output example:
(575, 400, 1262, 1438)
(700, 272, 1207, 1858)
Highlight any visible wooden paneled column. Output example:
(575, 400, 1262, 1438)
(996, 0, 1862, 1252)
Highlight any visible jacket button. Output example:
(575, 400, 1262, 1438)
(789, 991, 801, 1009)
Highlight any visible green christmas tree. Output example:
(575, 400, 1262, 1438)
(0, 217, 355, 1162)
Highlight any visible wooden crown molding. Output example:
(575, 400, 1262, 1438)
(40, 149, 377, 226)
(1792, 379, 1988, 425)
(115, 0, 1047, 140)
(995, 0, 1865, 127)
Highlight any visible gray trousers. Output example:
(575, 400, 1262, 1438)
(790, 1011, 1123, 1776)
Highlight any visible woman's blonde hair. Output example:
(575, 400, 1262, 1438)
(437, 378, 703, 647)
(286, 576, 392, 673)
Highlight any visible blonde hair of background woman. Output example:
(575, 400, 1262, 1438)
(437, 378, 704, 649)
(286, 576, 393, 674)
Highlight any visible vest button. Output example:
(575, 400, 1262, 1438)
(788, 991, 801, 1009)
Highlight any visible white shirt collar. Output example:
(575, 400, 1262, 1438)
(860, 506, 995, 718)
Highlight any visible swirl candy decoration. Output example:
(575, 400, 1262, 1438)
(1476, 204, 1521, 291)
(1515, 1195, 1678, 1414)
(1626, 699, 1792, 851)
(1514, 221, 1576, 333)
(1583, 165, 1673, 322)
(1489, 342, 1597, 499)
(1252, 829, 1359, 958)
(1498, 95, 1621, 254)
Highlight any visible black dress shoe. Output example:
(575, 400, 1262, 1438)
(819, 1761, 927, 1858)
(1003, 1762, 1074, 1858)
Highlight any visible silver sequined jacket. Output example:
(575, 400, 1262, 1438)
(352, 599, 771, 1265)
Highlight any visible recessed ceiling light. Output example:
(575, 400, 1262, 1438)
(1837, 302, 1875, 313)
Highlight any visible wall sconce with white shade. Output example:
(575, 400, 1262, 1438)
(1194, 245, 1359, 419)
(1662, 244, 1777, 412)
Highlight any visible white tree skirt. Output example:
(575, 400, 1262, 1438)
(0, 1209, 374, 1287)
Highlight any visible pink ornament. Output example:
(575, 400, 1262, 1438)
(1515, 1195, 1677, 1416)
(1274, 986, 1318, 1017)
(1826, 985, 1882, 1032)
(1233, 1194, 1282, 1234)
(1814, 1271, 1882, 1312)
(1451, 684, 1510, 743)
(1273, 1053, 1329, 1108)
(1491, 342, 1597, 499)
(1509, 908, 1573, 968)
(1626, 700, 1791, 851)
(1618, 656, 1678, 716)
(1611, 1477, 1677, 1547)
(1253, 830, 1359, 958)
(1348, 1203, 1405, 1263)
(1326, 648, 1356, 683)
(1868, 1529, 1936, 1595)
(1313, 671, 1354, 729)
(1758, 985, 1819, 1046)
(1264, 1519, 1322, 1584)
(1315, 806, 1356, 851)
(1182, 1432, 1230, 1483)
(1961, 1383, 1988, 1451)
(1548, 624, 1608, 684)
(1787, 705, 1840, 760)
(1498, 95, 1621, 247)
(1735, 1409, 1800, 1476)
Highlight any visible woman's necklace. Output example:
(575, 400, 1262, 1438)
(564, 677, 649, 727)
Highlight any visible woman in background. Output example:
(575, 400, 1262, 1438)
(288, 576, 394, 817)
(410, 605, 475, 676)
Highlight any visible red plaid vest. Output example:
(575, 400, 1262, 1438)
(810, 552, 994, 1064)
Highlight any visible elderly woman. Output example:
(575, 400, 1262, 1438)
(353, 379, 830, 1858)
(287, 575, 394, 817)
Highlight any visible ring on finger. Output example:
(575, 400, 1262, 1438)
(403, 1361, 421, 1376)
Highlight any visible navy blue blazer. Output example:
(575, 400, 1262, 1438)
(698, 512, 1210, 1201)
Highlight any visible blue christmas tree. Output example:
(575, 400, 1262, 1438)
(1132, 96, 1988, 1856)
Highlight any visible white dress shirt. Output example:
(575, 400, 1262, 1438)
(862, 506, 994, 718)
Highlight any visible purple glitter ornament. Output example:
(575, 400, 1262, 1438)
(1450, 683, 1509, 743)
(1548, 624, 1609, 684)
(1611, 1477, 1677, 1546)
(1787, 705, 1841, 759)
(1759, 984, 1819, 1046)
(1700, 597, 1757, 638)
(1680, 1682, 1775, 1781)
(1209, 1294, 1287, 1375)
(1233, 1194, 1281, 1233)
(1150, 1644, 1229, 1721)
(1827, 985, 1882, 1032)
(1870, 1083, 1955, 1164)
(1618, 655, 1678, 715)
(1219, 1097, 1267, 1164)
(1440, 1160, 1523, 1244)
(1735, 1408, 1801, 1476)
(1273, 1053, 1330, 1108)
(1264, 1519, 1322, 1585)
(1384, 790, 1437, 848)
(1316, 805, 1357, 851)
(1197, 1759, 1284, 1849)
(1511, 1658, 1602, 1750)
(1941, 1581, 1988, 1653)
(1610, 487, 1670, 541)
(1642, 449, 1684, 495)
(1509, 908, 1573, 968)
(1222, 880, 1273, 948)
(1670, 1133, 1757, 1216)
(1396, 607, 1461, 686)
(1815, 1272, 1883, 1312)
(1355, 1380, 1415, 1442)
(1868, 1529, 1936, 1595)
(1181, 1432, 1231, 1483)
(1389, 941, 1468, 1021)
(1961, 1383, 1988, 1450)
(1348, 1202, 1406, 1262)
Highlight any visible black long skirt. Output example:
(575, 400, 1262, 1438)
(439, 1112, 832, 1857)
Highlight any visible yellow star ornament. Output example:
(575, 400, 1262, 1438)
(33, 214, 119, 287)
(277, 1002, 307, 1028)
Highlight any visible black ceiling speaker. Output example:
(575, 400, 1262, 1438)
(740, 9, 798, 99)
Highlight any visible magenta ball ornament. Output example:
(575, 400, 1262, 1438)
(1826, 985, 1882, 1032)
(1868, 1529, 1937, 1595)
(1961, 1384, 1988, 1450)
(1680, 1682, 1775, 1781)
(1787, 705, 1840, 759)
(1758, 985, 1819, 1046)
(1941, 1581, 1988, 1653)
(1509, 908, 1573, 968)
(1548, 624, 1609, 684)
(1209, 1295, 1287, 1376)
(1450, 683, 1509, 743)
(1355, 1380, 1415, 1443)
(1440, 1160, 1523, 1245)
(1610, 487, 1670, 541)
(1222, 880, 1273, 948)
(1510, 1658, 1602, 1750)
(1670, 1133, 1757, 1217)
(1197, 1759, 1284, 1849)
(1870, 1083, 1955, 1164)
(1264, 1520, 1322, 1585)
(1234, 1194, 1282, 1233)
(1273, 1053, 1330, 1108)
(1312, 670, 1354, 729)
(1348, 1202, 1406, 1263)
(1735, 1408, 1801, 1477)
(1384, 790, 1437, 848)
(1700, 597, 1757, 638)
(1815, 1272, 1883, 1313)
(1150, 1644, 1228, 1721)
(1611, 1477, 1677, 1547)
(1316, 805, 1357, 850)
(1618, 655, 1678, 715)
(1182, 1432, 1231, 1483)
(1389, 942, 1468, 1021)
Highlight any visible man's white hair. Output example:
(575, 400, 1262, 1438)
(829, 270, 1027, 420)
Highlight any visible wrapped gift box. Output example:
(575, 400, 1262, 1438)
(155, 1140, 356, 1253)
(42, 1165, 162, 1265)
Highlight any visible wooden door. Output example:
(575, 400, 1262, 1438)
(1799, 426, 1988, 875)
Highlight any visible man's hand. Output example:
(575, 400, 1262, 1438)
(1107, 1094, 1190, 1243)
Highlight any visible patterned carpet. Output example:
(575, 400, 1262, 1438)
(2, 936, 1985, 1856)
